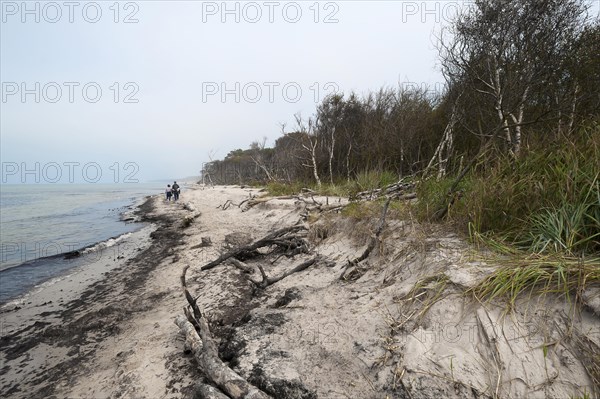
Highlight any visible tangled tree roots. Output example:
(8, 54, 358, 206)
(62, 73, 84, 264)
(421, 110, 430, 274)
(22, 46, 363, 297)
(176, 222, 330, 398)
(176, 265, 272, 399)
(201, 226, 309, 271)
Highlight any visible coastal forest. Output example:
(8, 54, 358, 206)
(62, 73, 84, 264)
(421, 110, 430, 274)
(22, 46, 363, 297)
(203, 0, 600, 256)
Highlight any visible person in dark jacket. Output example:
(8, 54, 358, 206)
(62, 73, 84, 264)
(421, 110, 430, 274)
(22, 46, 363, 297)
(172, 181, 180, 201)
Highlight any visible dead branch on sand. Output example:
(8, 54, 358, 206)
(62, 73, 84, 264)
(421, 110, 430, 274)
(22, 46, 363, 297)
(238, 256, 321, 288)
(353, 181, 416, 202)
(217, 200, 237, 210)
(227, 258, 255, 274)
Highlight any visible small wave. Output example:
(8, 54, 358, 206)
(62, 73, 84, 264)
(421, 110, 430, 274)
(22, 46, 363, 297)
(1, 292, 30, 309)
(80, 232, 133, 255)
(0, 230, 136, 274)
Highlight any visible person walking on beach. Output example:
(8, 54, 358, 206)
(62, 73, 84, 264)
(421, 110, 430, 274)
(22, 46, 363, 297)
(165, 184, 173, 201)
(172, 181, 180, 201)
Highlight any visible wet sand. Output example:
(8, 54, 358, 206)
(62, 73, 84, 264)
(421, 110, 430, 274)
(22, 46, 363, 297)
(0, 196, 195, 398)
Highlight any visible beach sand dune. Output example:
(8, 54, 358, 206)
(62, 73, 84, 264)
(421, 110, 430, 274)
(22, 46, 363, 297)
(1, 184, 598, 398)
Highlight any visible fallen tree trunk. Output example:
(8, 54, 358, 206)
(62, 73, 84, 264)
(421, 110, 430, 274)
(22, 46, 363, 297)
(175, 316, 270, 399)
(354, 181, 415, 201)
(194, 383, 231, 399)
(241, 191, 327, 212)
(237, 196, 256, 209)
(241, 195, 296, 211)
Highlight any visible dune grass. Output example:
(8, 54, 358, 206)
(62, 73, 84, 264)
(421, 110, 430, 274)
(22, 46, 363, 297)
(420, 124, 599, 253)
(417, 124, 600, 305)
(467, 252, 600, 308)
(265, 128, 599, 306)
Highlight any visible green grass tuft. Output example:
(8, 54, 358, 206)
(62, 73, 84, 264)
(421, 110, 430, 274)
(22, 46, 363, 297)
(467, 253, 600, 309)
(264, 181, 307, 196)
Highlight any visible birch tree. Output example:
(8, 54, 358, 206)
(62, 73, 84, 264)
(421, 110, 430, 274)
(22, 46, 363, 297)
(294, 113, 322, 187)
(440, 0, 589, 156)
(317, 94, 345, 185)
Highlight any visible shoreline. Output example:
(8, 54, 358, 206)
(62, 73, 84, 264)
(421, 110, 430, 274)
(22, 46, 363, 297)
(0, 225, 151, 307)
(0, 222, 156, 317)
(0, 189, 160, 303)
(0, 193, 189, 398)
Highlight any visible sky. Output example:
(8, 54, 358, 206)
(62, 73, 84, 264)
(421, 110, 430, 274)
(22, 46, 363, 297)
(1, 0, 598, 183)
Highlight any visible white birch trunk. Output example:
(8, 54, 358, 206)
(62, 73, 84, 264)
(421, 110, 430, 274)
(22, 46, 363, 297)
(567, 83, 580, 135)
(328, 126, 335, 185)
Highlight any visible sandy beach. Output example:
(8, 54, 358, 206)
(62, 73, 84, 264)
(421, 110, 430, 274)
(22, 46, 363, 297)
(1, 184, 598, 399)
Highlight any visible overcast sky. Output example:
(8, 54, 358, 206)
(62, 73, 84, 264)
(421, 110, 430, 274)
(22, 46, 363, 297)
(1, 1, 597, 183)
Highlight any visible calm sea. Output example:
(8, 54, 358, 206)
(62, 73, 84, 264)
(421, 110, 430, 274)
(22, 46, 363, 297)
(0, 183, 164, 303)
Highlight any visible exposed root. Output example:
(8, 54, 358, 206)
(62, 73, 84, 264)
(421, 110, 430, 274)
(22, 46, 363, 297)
(340, 198, 391, 280)
(176, 265, 272, 399)
(200, 226, 308, 271)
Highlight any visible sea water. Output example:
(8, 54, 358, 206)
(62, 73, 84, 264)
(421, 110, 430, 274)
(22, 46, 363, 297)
(0, 183, 165, 303)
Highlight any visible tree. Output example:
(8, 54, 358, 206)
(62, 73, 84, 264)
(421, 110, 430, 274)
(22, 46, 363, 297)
(249, 137, 274, 182)
(316, 94, 345, 185)
(294, 113, 322, 187)
(440, 0, 590, 156)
